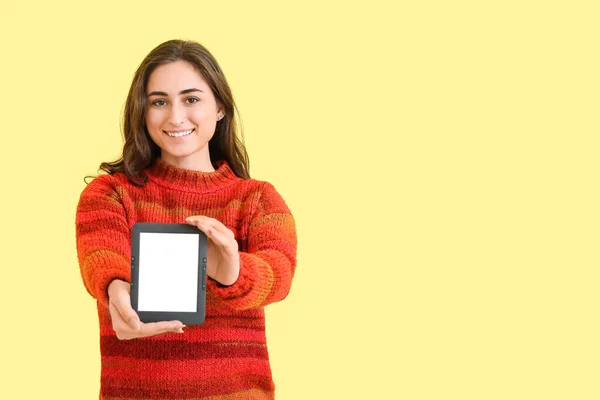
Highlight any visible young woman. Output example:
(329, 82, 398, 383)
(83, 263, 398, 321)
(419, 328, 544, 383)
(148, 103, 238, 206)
(76, 39, 297, 399)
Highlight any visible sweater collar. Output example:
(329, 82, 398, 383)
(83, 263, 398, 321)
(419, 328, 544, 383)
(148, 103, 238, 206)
(146, 158, 239, 192)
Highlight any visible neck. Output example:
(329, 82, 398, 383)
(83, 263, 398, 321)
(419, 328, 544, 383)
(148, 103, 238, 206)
(160, 149, 215, 172)
(147, 158, 238, 193)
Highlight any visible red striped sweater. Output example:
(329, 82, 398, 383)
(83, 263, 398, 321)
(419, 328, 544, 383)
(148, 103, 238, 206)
(75, 159, 297, 399)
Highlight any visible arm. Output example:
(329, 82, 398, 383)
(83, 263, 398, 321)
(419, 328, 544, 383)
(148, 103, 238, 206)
(75, 175, 131, 308)
(76, 176, 184, 337)
(207, 182, 298, 310)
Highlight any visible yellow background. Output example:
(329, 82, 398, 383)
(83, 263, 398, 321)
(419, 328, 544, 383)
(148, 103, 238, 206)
(1, 1, 598, 399)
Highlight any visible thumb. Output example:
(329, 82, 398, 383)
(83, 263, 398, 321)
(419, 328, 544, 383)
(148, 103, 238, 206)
(121, 306, 141, 331)
(113, 291, 141, 330)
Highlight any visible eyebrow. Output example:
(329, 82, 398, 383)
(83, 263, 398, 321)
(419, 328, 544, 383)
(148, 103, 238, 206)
(147, 88, 204, 97)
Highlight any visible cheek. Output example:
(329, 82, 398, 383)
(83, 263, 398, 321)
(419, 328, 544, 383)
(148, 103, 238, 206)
(145, 110, 163, 130)
(189, 105, 216, 122)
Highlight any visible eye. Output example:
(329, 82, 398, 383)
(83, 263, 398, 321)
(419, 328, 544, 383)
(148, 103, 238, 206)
(151, 99, 167, 107)
(186, 97, 200, 104)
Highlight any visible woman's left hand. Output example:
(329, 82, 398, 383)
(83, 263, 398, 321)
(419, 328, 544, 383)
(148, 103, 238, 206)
(186, 216, 240, 286)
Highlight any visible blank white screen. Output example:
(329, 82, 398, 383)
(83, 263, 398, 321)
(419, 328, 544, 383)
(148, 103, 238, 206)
(138, 232, 199, 312)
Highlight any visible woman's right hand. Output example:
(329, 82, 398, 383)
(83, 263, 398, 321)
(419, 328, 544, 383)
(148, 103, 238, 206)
(107, 279, 185, 340)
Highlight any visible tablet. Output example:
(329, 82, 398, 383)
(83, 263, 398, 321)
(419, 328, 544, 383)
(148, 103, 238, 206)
(130, 223, 207, 325)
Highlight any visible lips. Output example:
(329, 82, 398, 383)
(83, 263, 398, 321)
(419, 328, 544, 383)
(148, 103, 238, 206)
(164, 129, 194, 138)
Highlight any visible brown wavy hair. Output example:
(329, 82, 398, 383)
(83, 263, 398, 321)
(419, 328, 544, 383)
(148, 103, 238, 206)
(98, 39, 250, 185)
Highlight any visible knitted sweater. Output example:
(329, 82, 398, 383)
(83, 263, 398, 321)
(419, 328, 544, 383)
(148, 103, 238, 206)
(75, 159, 297, 400)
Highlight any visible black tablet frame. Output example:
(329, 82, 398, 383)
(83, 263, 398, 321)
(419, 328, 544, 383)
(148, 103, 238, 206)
(130, 222, 207, 326)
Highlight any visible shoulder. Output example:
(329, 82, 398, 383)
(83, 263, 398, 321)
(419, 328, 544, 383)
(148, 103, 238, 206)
(245, 179, 292, 214)
(80, 172, 131, 202)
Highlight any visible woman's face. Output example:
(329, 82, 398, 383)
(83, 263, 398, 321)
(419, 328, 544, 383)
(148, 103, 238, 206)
(145, 60, 223, 170)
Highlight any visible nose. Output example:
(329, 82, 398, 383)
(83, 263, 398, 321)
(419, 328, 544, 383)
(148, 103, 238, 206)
(168, 103, 186, 126)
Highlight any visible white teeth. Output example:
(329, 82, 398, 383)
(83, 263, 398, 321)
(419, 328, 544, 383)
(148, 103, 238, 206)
(166, 129, 193, 137)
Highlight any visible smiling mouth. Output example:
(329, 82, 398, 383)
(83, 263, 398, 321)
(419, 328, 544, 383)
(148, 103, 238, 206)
(164, 129, 194, 138)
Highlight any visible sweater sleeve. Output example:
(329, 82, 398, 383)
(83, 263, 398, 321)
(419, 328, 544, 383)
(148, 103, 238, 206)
(75, 175, 131, 308)
(207, 182, 298, 310)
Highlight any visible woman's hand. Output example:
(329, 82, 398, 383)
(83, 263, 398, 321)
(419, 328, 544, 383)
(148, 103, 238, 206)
(185, 216, 240, 286)
(107, 279, 185, 340)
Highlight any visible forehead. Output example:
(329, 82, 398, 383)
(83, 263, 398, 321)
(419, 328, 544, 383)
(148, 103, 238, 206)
(146, 60, 209, 92)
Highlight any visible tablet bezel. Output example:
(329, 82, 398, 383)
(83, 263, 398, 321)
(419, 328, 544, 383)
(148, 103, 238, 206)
(130, 222, 207, 326)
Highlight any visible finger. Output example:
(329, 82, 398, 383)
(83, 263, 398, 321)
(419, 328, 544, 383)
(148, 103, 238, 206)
(113, 292, 141, 330)
(109, 301, 126, 328)
(186, 215, 216, 229)
(206, 227, 233, 248)
(187, 216, 234, 237)
(111, 306, 185, 340)
(109, 280, 141, 330)
(185, 215, 211, 226)
(109, 302, 136, 340)
(208, 230, 240, 258)
(138, 320, 186, 337)
(186, 217, 214, 236)
(207, 219, 235, 237)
